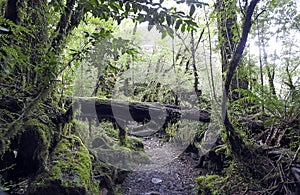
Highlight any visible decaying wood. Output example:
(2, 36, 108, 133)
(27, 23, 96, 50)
(72, 97, 210, 123)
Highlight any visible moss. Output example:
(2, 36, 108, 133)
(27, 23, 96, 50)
(126, 136, 144, 151)
(196, 174, 228, 195)
(24, 118, 52, 147)
(28, 135, 99, 194)
(196, 160, 263, 195)
(100, 121, 118, 139)
(165, 123, 177, 137)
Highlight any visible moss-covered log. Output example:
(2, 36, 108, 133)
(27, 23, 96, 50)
(0, 119, 54, 182)
(72, 98, 210, 123)
(71, 98, 210, 145)
(27, 135, 99, 195)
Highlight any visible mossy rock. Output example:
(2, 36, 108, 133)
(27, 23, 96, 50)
(0, 119, 53, 181)
(27, 135, 99, 195)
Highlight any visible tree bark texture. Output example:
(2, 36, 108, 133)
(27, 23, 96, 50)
(222, 0, 260, 157)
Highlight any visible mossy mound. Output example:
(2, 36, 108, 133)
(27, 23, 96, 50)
(0, 119, 54, 182)
(195, 161, 261, 195)
(27, 135, 98, 195)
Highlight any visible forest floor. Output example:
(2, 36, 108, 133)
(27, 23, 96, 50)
(118, 136, 204, 195)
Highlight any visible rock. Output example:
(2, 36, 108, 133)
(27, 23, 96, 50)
(0, 119, 53, 181)
(151, 178, 163, 184)
(27, 135, 99, 195)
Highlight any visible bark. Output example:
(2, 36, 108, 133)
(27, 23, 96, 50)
(216, 0, 238, 73)
(72, 98, 210, 146)
(72, 98, 211, 123)
(217, 0, 248, 99)
(4, 0, 19, 23)
(222, 0, 260, 157)
(191, 30, 201, 98)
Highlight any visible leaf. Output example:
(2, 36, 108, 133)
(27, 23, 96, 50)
(119, 1, 123, 8)
(185, 19, 198, 27)
(189, 4, 196, 16)
(166, 15, 172, 26)
(165, 26, 174, 38)
(175, 19, 182, 31)
(161, 30, 167, 39)
(110, 2, 121, 13)
(125, 2, 131, 12)
(177, 11, 185, 16)
(132, 4, 138, 13)
(181, 23, 186, 33)
(137, 14, 145, 22)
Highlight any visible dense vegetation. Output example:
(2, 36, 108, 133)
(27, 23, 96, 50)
(0, 0, 299, 194)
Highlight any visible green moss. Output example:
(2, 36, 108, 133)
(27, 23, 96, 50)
(28, 135, 99, 194)
(100, 121, 118, 139)
(24, 119, 51, 144)
(51, 136, 92, 188)
(126, 136, 144, 151)
(196, 175, 228, 195)
(22, 119, 53, 168)
(165, 123, 177, 137)
(196, 160, 263, 195)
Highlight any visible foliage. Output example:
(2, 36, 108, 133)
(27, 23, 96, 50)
(1, 0, 300, 194)
(196, 161, 261, 194)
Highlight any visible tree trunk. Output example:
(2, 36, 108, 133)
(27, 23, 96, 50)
(221, 0, 260, 158)
(217, 0, 248, 100)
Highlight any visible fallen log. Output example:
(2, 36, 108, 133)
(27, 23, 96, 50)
(71, 97, 210, 124)
(70, 97, 210, 145)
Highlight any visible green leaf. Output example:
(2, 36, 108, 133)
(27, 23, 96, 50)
(189, 4, 196, 16)
(137, 14, 145, 22)
(175, 19, 182, 31)
(185, 19, 197, 27)
(166, 15, 172, 26)
(110, 2, 121, 13)
(161, 30, 167, 39)
(181, 23, 186, 33)
(119, 1, 123, 8)
(165, 26, 174, 38)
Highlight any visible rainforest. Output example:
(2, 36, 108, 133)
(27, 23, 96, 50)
(0, 0, 299, 194)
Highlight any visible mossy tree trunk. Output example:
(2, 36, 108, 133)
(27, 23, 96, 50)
(220, 0, 261, 158)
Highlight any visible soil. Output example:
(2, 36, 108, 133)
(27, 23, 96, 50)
(119, 136, 204, 195)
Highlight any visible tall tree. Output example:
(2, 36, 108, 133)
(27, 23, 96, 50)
(216, 0, 250, 100)
(220, 0, 260, 157)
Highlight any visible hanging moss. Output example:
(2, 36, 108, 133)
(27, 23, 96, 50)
(28, 135, 99, 195)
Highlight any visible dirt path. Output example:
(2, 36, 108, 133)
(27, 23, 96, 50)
(119, 136, 202, 195)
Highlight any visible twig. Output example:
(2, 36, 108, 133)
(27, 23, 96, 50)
(292, 145, 300, 163)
